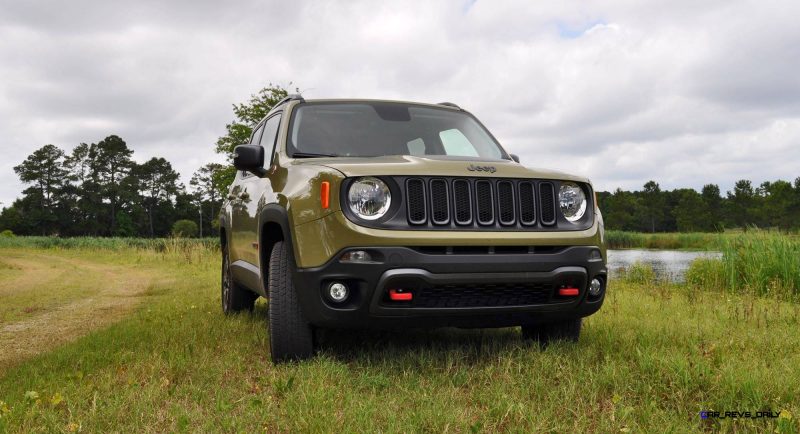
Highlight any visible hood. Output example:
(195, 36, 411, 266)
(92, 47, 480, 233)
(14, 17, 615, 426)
(291, 155, 589, 183)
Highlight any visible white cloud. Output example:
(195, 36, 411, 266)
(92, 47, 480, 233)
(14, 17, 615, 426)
(1, 0, 799, 207)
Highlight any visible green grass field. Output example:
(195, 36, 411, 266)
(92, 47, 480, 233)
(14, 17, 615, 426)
(0, 241, 798, 432)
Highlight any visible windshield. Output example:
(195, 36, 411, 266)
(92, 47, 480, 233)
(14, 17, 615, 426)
(287, 102, 508, 160)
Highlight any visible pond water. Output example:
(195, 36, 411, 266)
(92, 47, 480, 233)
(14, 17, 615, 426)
(607, 249, 722, 282)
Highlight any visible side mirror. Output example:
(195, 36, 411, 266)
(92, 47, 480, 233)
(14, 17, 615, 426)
(233, 145, 265, 175)
(510, 154, 520, 163)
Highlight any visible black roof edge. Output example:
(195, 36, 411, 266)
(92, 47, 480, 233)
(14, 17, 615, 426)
(437, 102, 462, 110)
(273, 94, 305, 109)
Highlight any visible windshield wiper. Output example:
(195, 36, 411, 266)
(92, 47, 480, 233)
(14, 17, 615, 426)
(291, 151, 338, 158)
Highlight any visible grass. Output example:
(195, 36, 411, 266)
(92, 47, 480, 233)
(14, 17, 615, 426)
(0, 236, 218, 252)
(0, 248, 180, 370)
(0, 243, 798, 432)
(686, 232, 800, 299)
(606, 230, 725, 250)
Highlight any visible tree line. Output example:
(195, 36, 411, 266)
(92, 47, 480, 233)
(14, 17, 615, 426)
(2, 83, 798, 236)
(597, 179, 800, 232)
(0, 85, 291, 238)
(0, 137, 225, 237)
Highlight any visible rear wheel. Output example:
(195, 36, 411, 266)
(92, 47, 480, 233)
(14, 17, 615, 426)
(267, 241, 314, 363)
(521, 318, 582, 345)
(221, 245, 257, 314)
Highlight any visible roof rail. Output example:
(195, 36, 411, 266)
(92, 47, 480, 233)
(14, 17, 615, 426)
(437, 101, 461, 110)
(273, 94, 305, 109)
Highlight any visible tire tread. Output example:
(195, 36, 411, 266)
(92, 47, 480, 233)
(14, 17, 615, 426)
(268, 241, 314, 362)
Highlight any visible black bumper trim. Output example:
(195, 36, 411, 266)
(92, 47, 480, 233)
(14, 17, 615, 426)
(370, 267, 586, 315)
(293, 246, 607, 329)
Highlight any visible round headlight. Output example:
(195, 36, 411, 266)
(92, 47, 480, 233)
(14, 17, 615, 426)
(559, 182, 587, 222)
(347, 177, 391, 220)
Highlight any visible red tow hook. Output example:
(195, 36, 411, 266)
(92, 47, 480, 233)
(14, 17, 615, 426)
(388, 289, 413, 301)
(558, 287, 580, 296)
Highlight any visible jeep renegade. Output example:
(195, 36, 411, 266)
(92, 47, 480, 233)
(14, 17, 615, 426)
(220, 96, 607, 362)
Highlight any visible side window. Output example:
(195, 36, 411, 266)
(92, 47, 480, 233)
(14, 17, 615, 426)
(439, 129, 479, 157)
(250, 124, 265, 145)
(259, 114, 282, 166)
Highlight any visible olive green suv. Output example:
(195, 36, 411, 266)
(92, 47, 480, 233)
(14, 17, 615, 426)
(220, 96, 607, 362)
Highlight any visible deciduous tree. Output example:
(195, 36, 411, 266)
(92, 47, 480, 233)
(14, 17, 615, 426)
(215, 84, 293, 190)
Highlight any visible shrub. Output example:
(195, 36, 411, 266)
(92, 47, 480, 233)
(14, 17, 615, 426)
(0, 229, 14, 237)
(171, 220, 199, 238)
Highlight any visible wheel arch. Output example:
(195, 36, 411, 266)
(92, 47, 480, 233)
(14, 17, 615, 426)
(259, 204, 298, 292)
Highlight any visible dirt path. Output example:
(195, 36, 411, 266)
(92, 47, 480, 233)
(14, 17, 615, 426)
(0, 250, 174, 371)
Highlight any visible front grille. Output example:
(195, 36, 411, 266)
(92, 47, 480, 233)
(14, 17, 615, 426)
(452, 180, 472, 225)
(475, 180, 494, 225)
(518, 182, 536, 225)
(401, 177, 582, 230)
(430, 179, 450, 225)
(406, 179, 426, 224)
(413, 282, 553, 308)
(539, 182, 556, 226)
(497, 181, 515, 225)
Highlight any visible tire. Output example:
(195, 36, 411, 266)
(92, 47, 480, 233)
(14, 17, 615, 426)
(521, 318, 582, 345)
(267, 241, 314, 362)
(221, 245, 257, 314)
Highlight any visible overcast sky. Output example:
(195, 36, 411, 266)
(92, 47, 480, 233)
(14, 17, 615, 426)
(2, 0, 799, 207)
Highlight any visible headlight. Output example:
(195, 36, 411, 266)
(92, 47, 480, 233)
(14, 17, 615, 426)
(559, 182, 587, 222)
(347, 177, 391, 220)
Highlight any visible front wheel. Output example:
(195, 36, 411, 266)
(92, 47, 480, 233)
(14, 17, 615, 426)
(267, 241, 314, 363)
(521, 318, 582, 345)
(221, 245, 257, 314)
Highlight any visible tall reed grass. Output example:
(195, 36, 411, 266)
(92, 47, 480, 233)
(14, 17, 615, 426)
(606, 230, 723, 250)
(686, 232, 800, 299)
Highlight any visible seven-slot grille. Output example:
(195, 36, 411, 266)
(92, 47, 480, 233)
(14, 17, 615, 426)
(405, 177, 558, 229)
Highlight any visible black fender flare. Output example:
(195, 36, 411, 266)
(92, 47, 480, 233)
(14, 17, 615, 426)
(258, 204, 299, 287)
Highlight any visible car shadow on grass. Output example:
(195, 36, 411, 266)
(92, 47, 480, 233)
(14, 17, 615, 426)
(251, 301, 550, 364)
(317, 327, 533, 361)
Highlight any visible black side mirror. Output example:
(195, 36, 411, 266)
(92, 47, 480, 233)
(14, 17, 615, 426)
(510, 154, 520, 163)
(233, 144, 265, 175)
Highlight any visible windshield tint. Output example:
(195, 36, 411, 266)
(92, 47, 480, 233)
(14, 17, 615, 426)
(287, 102, 507, 159)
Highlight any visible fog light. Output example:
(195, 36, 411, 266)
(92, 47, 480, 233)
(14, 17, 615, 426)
(589, 278, 603, 297)
(328, 282, 349, 302)
(340, 250, 373, 263)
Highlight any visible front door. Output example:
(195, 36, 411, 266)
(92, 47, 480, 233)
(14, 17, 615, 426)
(237, 112, 283, 266)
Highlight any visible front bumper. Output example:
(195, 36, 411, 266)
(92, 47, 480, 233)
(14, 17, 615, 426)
(293, 245, 607, 329)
